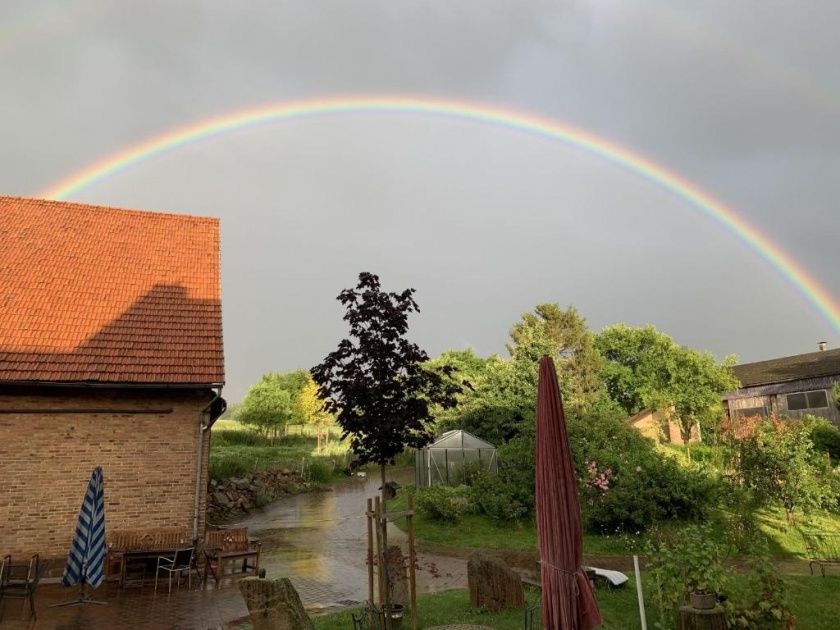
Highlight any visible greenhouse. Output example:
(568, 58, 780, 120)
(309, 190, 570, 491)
(415, 429, 498, 488)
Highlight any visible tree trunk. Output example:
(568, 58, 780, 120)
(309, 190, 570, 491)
(380, 464, 392, 630)
(681, 421, 693, 462)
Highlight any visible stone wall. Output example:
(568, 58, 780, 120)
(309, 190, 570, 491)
(0, 386, 213, 562)
(207, 469, 306, 519)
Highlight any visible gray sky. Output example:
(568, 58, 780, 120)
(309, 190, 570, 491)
(2, 1, 839, 401)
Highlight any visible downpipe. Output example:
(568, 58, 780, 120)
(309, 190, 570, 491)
(193, 387, 223, 541)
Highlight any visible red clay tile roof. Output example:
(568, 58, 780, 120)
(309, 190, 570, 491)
(0, 196, 224, 385)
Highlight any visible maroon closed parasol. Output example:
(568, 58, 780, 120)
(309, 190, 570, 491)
(536, 355, 602, 629)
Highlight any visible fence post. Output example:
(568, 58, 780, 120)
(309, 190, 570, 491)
(407, 493, 417, 630)
(367, 498, 375, 605)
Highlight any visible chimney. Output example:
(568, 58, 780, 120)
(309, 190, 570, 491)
(819, 341, 827, 352)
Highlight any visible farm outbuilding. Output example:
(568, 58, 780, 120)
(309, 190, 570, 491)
(0, 197, 225, 568)
(415, 430, 497, 488)
(723, 344, 840, 425)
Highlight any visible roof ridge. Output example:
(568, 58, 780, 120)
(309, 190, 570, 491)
(736, 346, 840, 368)
(0, 195, 219, 224)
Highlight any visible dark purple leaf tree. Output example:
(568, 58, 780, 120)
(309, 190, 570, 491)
(311, 272, 460, 623)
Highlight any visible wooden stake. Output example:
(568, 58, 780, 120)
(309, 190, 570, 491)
(407, 494, 418, 630)
(366, 497, 374, 605)
(374, 496, 385, 606)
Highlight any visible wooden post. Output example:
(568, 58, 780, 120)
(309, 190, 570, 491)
(367, 498, 375, 605)
(407, 494, 418, 630)
(379, 466, 392, 630)
(374, 496, 385, 606)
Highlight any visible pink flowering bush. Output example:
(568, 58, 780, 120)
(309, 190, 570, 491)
(568, 410, 717, 533)
(583, 459, 613, 501)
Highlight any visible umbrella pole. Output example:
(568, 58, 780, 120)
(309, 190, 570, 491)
(633, 555, 647, 630)
(50, 565, 107, 607)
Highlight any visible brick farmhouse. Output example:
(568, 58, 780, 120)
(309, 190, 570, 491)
(0, 197, 225, 566)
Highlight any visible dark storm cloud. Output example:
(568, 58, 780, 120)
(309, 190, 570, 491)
(1, 0, 838, 400)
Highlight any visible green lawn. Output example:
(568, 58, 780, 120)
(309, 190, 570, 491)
(312, 575, 840, 629)
(209, 422, 349, 481)
(389, 492, 840, 560)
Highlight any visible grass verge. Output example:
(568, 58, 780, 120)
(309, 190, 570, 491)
(312, 576, 840, 630)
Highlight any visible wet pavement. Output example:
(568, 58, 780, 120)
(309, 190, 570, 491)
(0, 470, 467, 628)
(231, 469, 467, 611)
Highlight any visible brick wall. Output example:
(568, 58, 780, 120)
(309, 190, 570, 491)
(0, 386, 214, 564)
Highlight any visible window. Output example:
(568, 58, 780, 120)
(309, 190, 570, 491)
(735, 406, 767, 419)
(786, 390, 828, 411)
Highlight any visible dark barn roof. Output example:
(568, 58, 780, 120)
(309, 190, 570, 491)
(732, 348, 840, 388)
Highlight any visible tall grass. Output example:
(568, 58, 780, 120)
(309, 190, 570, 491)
(209, 425, 351, 482)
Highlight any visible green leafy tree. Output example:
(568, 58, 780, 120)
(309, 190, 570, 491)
(437, 354, 538, 445)
(507, 304, 605, 415)
(270, 369, 310, 425)
(238, 375, 295, 438)
(436, 305, 610, 445)
(738, 417, 837, 523)
(596, 324, 739, 452)
(595, 324, 680, 415)
(298, 375, 335, 451)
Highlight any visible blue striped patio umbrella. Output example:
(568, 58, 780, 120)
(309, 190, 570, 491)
(53, 467, 107, 606)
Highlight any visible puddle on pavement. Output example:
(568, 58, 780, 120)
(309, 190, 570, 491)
(227, 469, 466, 606)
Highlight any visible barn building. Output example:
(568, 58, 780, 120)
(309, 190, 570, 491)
(0, 196, 225, 565)
(723, 344, 840, 425)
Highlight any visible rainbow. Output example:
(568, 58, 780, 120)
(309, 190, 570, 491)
(41, 95, 840, 335)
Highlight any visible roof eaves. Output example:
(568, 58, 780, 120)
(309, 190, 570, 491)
(0, 379, 225, 389)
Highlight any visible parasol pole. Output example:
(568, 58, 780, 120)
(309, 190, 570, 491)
(633, 555, 647, 630)
(50, 561, 107, 607)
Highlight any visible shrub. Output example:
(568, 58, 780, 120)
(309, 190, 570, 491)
(459, 408, 717, 530)
(648, 525, 791, 629)
(468, 434, 535, 522)
(581, 453, 716, 533)
(451, 460, 487, 487)
(808, 416, 840, 462)
(254, 489, 274, 508)
(469, 473, 531, 522)
(737, 417, 838, 522)
(305, 458, 334, 483)
(647, 524, 728, 627)
(416, 485, 472, 523)
(726, 549, 791, 629)
(568, 409, 717, 533)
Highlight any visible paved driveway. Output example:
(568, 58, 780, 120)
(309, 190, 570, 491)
(0, 471, 466, 628)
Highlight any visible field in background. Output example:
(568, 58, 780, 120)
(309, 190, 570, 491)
(209, 420, 349, 482)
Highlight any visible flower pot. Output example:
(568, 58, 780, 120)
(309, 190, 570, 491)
(690, 590, 717, 610)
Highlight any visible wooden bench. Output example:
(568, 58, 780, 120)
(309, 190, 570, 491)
(802, 532, 840, 577)
(106, 528, 192, 584)
(204, 527, 261, 583)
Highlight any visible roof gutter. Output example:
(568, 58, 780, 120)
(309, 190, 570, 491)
(193, 387, 225, 541)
